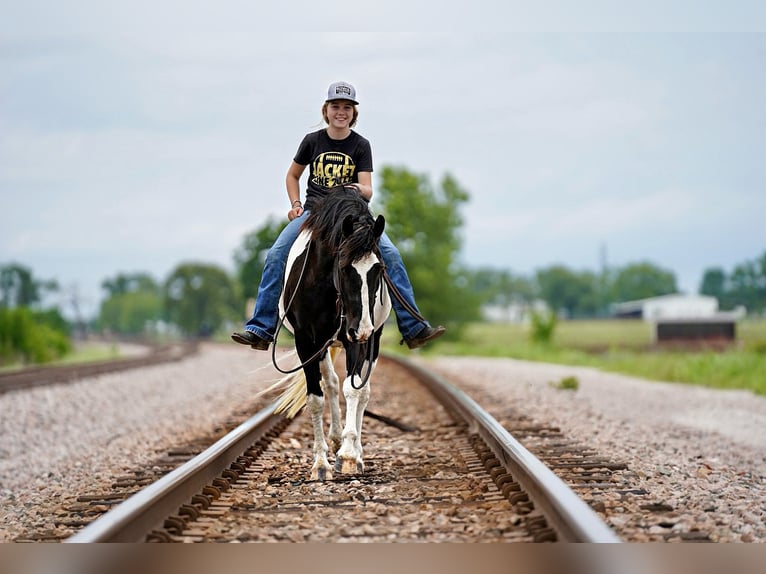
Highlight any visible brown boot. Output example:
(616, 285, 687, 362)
(405, 325, 446, 349)
(231, 331, 270, 350)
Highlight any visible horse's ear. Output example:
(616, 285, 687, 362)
(342, 215, 354, 238)
(373, 215, 385, 239)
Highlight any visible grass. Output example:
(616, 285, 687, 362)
(0, 341, 122, 372)
(52, 342, 122, 365)
(17, 320, 759, 396)
(386, 319, 766, 396)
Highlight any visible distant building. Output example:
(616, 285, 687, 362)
(611, 293, 746, 347)
(611, 294, 720, 320)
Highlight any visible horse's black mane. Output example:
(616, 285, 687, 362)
(304, 186, 379, 266)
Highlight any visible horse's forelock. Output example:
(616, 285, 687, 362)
(338, 223, 378, 268)
(305, 187, 378, 264)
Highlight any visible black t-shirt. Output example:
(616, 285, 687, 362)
(293, 129, 373, 211)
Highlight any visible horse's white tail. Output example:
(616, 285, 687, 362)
(263, 346, 342, 419)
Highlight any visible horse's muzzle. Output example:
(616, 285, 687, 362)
(347, 326, 372, 343)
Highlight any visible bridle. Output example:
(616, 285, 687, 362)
(334, 251, 384, 390)
(271, 236, 383, 391)
(271, 205, 427, 386)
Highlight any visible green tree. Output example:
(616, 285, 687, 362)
(0, 264, 70, 363)
(468, 267, 537, 320)
(233, 217, 287, 303)
(698, 252, 766, 314)
(0, 263, 59, 308)
(699, 267, 727, 300)
(728, 251, 766, 314)
(0, 307, 71, 365)
(98, 273, 162, 336)
(469, 268, 535, 306)
(32, 308, 70, 334)
(609, 261, 677, 302)
(375, 166, 480, 333)
(163, 263, 239, 337)
(102, 272, 159, 297)
(536, 265, 599, 318)
(698, 267, 738, 309)
(100, 292, 163, 335)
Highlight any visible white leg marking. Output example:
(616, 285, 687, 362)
(336, 372, 372, 474)
(307, 394, 332, 481)
(353, 359, 376, 459)
(320, 353, 341, 454)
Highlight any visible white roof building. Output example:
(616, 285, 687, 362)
(611, 293, 745, 321)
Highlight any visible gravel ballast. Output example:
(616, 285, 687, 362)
(1, 345, 764, 542)
(419, 356, 766, 543)
(0, 344, 278, 542)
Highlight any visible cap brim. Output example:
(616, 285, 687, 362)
(326, 97, 359, 105)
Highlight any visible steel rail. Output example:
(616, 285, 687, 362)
(385, 354, 621, 543)
(66, 354, 619, 544)
(66, 402, 283, 543)
(0, 343, 198, 394)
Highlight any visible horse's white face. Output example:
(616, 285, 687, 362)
(342, 252, 387, 343)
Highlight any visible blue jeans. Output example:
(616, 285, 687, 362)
(244, 210, 428, 341)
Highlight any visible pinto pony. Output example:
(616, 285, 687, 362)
(271, 186, 391, 481)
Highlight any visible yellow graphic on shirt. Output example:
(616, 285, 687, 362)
(311, 152, 357, 189)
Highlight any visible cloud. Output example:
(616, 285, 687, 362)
(2, 26, 765, 314)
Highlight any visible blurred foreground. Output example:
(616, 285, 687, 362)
(2, 544, 765, 574)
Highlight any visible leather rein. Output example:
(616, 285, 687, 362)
(271, 240, 342, 375)
(271, 233, 425, 388)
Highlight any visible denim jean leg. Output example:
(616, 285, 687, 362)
(378, 232, 427, 340)
(244, 212, 309, 340)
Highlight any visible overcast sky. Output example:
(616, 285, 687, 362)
(2, 3, 765, 318)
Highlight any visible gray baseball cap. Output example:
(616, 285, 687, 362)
(326, 81, 359, 105)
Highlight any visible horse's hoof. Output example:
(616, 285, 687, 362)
(338, 457, 361, 474)
(311, 467, 333, 482)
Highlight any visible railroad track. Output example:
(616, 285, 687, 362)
(63, 353, 620, 544)
(0, 342, 199, 394)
